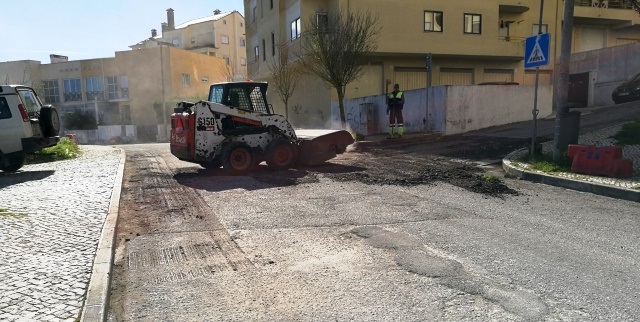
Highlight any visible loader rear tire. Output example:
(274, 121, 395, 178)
(265, 138, 298, 171)
(221, 142, 255, 175)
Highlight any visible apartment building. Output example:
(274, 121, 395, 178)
(1, 47, 228, 138)
(131, 8, 248, 80)
(244, 0, 640, 127)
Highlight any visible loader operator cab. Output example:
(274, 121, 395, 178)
(208, 82, 273, 115)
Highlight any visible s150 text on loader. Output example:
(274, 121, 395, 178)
(169, 82, 354, 174)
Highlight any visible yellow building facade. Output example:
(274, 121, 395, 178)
(131, 9, 248, 81)
(30, 47, 227, 129)
(244, 0, 640, 127)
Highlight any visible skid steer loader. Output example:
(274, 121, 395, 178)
(170, 81, 354, 174)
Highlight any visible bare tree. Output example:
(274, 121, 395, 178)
(300, 10, 380, 129)
(268, 44, 301, 120)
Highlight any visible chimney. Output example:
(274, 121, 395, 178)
(214, 9, 222, 15)
(167, 8, 175, 31)
(151, 29, 157, 37)
(161, 22, 168, 33)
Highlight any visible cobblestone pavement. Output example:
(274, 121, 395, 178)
(0, 146, 121, 322)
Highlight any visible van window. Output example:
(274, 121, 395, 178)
(17, 90, 41, 114)
(0, 97, 11, 119)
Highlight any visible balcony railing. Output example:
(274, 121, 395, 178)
(64, 92, 82, 102)
(86, 91, 104, 101)
(575, 0, 635, 9)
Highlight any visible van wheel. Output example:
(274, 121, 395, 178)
(265, 138, 298, 170)
(40, 106, 60, 137)
(221, 142, 255, 175)
(1, 153, 26, 172)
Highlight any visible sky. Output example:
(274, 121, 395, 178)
(0, 0, 244, 63)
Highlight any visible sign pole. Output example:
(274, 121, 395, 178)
(531, 0, 545, 157)
(425, 53, 432, 133)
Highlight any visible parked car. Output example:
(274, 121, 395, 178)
(0, 85, 60, 172)
(612, 72, 640, 104)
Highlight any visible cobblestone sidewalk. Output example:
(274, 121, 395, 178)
(0, 146, 122, 322)
(511, 124, 640, 190)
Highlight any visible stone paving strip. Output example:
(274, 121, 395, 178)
(505, 124, 639, 201)
(0, 146, 121, 322)
(539, 124, 640, 187)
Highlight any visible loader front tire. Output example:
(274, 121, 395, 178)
(265, 138, 298, 171)
(221, 142, 255, 175)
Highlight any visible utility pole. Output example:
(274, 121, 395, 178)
(552, 0, 575, 161)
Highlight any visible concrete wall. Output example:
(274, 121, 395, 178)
(570, 42, 640, 106)
(332, 84, 553, 136)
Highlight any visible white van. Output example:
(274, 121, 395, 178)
(0, 85, 60, 172)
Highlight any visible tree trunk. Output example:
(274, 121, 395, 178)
(337, 89, 346, 130)
(284, 101, 289, 120)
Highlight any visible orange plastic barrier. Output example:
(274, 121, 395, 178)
(567, 144, 633, 178)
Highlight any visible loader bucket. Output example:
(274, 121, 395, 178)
(296, 130, 355, 166)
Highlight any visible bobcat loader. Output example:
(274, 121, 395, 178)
(170, 81, 354, 174)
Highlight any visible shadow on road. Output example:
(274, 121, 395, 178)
(0, 170, 56, 189)
(173, 162, 367, 193)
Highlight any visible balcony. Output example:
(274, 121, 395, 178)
(574, 0, 640, 27)
(499, 3, 530, 14)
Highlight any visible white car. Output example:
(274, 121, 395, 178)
(0, 85, 60, 172)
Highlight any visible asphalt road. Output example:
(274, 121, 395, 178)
(109, 130, 639, 321)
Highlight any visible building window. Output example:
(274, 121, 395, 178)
(63, 78, 82, 102)
(85, 77, 104, 101)
(181, 73, 191, 87)
(254, 46, 259, 62)
(291, 18, 301, 40)
(532, 24, 548, 35)
(221, 35, 230, 44)
(224, 56, 230, 65)
(316, 12, 329, 33)
(270, 0, 274, 9)
(241, 58, 247, 66)
(262, 39, 266, 61)
(424, 11, 443, 32)
(120, 76, 129, 99)
(271, 32, 276, 56)
(240, 22, 243, 27)
(107, 76, 119, 100)
(172, 38, 180, 47)
(42, 80, 60, 103)
(464, 14, 481, 34)
(240, 38, 246, 47)
(252, 6, 257, 23)
(223, 20, 227, 25)
(191, 37, 196, 44)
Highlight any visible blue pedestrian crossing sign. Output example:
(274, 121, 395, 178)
(524, 33, 550, 68)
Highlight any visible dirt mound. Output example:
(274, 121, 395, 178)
(324, 157, 518, 197)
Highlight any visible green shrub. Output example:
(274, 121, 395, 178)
(519, 152, 571, 173)
(27, 138, 80, 163)
(64, 110, 97, 130)
(613, 118, 640, 146)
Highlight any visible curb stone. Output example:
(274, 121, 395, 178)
(80, 148, 126, 322)
(503, 148, 639, 203)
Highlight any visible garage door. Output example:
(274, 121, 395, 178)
(483, 69, 514, 83)
(523, 70, 553, 86)
(440, 68, 474, 85)
(394, 68, 427, 91)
